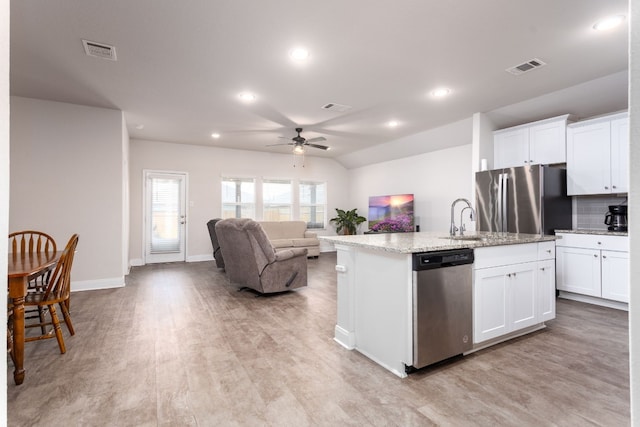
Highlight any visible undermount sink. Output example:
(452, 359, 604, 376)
(440, 235, 486, 241)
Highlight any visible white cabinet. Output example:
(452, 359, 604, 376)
(538, 259, 556, 322)
(601, 250, 629, 303)
(556, 233, 629, 304)
(494, 115, 573, 169)
(566, 112, 629, 195)
(556, 246, 601, 296)
(610, 117, 629, 193)
(474, 242, 555, 344)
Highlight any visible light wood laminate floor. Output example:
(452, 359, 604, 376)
(8, 253, 629, 426)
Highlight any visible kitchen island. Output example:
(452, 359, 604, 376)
(320, 231, 557, 378)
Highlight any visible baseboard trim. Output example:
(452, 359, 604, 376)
(187, 254, 214, 263)
(130, 258, 144, 267)
(334, 325, 356, 350)
(71, 276, 125, 292)
(558, 291, 628, 311)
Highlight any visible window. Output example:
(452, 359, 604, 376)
(221, 177, 255, 219)
(263, 179, 292, 221)
(300, 181, 326, 229)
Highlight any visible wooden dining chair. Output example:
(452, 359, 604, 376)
(7, 306, 15, 367)
(23, 234, 79, 354)
(8, 231, 57, 289)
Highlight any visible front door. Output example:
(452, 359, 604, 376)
(144, 171, 187, 264)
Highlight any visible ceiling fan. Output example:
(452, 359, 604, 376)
(268, 127, 330, 154)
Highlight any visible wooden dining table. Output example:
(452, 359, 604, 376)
(7, 250, 61, 385)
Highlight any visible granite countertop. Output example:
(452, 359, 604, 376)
(319, 231, 556, 254)
(555, 229, 628, 237)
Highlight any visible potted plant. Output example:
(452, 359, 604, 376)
(330, 208, 367, 235)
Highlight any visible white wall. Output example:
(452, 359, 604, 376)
(10, 97, 127, 290)
(348, 144, 473, 232)
(629, 0, 639, 422)
(1, 0, 9, 417)
(121, 114, 130, 274)
(128, 139, 350, 263)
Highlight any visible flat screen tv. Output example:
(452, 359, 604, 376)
(368, 194, 414, 232)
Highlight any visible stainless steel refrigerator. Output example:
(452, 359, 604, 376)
(475, 165, 572, 235)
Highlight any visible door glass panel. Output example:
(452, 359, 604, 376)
(150, 177, 181, 253)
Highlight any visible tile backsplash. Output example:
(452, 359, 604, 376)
(574, 194, 628, 230)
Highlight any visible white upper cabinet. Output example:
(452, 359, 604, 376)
(610, 116, 629, 194)
(494, 114, 573, 169)
(566, 112, 629, 195)
(494, 128, 528, 169)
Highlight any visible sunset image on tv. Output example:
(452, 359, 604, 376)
(368, 194, 414, 232)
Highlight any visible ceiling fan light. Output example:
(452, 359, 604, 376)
(293, 145, 305, 154)
(211, 132, 221, 139)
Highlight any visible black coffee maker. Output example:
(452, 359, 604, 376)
(604, 205, 627, 232)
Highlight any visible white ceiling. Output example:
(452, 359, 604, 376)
(10, 1, 629, 166)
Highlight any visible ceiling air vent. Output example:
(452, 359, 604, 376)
(321, 103, 352, 112)
(82, 39, 117, 61)
(506, 58, 546, 76)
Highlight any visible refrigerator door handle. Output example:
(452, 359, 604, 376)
(497, 173, 503, 232)
(501, 173, 508, 232)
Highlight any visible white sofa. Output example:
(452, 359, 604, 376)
(258, 221, 320, 257)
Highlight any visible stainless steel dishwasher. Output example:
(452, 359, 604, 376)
(411, 248, 474, 369)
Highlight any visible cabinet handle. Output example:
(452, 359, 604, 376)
(540, 267, 545, 271)
(546, 249, 551, 253)
(605, 186, 609, 190)
(613, 185, 617, 189)
(513, 272, 517, 277)
(602, 255, 607, 259)
(597, 241, 602, 245)
(594, 254, 598, 258)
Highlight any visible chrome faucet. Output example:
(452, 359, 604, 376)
(459, 206, 476, 235)
(450, 198, 475, 236)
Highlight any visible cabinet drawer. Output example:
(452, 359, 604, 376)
(474, 243, 537, 269)
(555, 233, 628, 251)
(537, 241, 555, 260)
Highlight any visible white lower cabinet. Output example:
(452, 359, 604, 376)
(474, 242, 555, 344)
(538, 259, 556, 322)
(555, 246, 601, 297)
(556, 233, 629, 304)
(601, 250, 629, 302)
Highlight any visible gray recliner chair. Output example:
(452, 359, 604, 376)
(206, 219, 225, 269)
(215, 218, 308, 294)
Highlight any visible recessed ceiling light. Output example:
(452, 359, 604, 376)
(211, 133, 221, 139)
(593, 14, 625, 31)
(238, 92, 256, 102)
(289, 47, 310, 60)
(387, 120, 399, 128)
(431, 87, 451, 98)
(135, 124, 144, 130)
